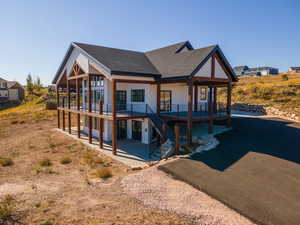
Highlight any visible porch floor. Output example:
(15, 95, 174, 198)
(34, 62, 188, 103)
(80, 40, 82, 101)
(54, 128, 156, 168)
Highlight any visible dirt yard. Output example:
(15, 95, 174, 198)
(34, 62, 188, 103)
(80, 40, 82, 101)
(0, 107, 195, 225)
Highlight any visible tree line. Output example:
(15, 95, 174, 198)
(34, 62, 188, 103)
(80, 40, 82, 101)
(26, 73, 43, 94)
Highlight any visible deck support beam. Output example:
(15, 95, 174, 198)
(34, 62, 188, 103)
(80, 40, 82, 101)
(88, 74, 92, 143)
(226, 82, 232, 127)
(187, 80, 193, 145)
(194, 84, 198, 112)
(56, 86, 60, 128)
(208, 86, 213, 134)
(67, 80, 71, 134)
(62, 98, 65, 131)
(76, 78, 81, 138)
(99, 100, 104, 149)
(213, 87, 217, 113)
(112, 79, 117, 154)
(156, 82, 161, 114)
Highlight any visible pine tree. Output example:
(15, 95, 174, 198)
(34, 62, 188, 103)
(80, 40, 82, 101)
(26, 73, 33, 94)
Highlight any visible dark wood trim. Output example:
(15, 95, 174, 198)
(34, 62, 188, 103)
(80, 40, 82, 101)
(215, 51, 233, 82)
(157, 83, 161, 114)
(88, 74, 92, 143)
(62, 109, 65, 131)
(194, 85, 198, 112)
(213, 87, 217, 113)
(187, 80, 193, 145)
(56, 87, 60, 128)
(192, 77, 229, 83)
(211, 54, 215, 79)
(99, 100, 103, 149)
(112, 79, 117, 155)
(114, 79, 155, 84)
(208, 86, 213, 115)
(77, 114, 80, 138)
(67, 80, 71, 134)
(67, 73, 102, 80)
(227, 82, 232, 115)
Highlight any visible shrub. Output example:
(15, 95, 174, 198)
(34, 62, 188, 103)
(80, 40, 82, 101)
(0, 195, 18, 224)
(39, 158, 52, 167)
(60, 157, 72, 165)
(83, 153, 103, 167)
(33, 166, 55, 175)
(40, 222, 54, 225)
(281, 74, 289, 81)
(90, 168, 112, 179)
(0, 158, 13, 167)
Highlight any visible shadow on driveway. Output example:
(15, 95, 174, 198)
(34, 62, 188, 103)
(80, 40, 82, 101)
(159, 116, 300, 225)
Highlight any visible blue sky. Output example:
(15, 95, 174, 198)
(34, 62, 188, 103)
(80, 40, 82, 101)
(0, 0, 299, 85)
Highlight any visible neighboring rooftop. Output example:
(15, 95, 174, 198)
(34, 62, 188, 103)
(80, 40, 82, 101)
(289, 67, 300, 70)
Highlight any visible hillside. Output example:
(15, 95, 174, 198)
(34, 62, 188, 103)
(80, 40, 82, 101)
(220, 73, 300, 116)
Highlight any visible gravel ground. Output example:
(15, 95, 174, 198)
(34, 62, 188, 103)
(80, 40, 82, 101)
(121, 166, 255, 225)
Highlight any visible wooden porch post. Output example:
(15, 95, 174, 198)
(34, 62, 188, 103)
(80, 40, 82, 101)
(213, 87, 217, 113)
(194, 84, 198, 112)
(112, 79, 117, 154)
(208, 86, 213, 133)
(88, 74, 92, 143)
(99, 100, 104, 149)
(226, 82, 232, 127)
(62, 98, 65, 131)
(67, 80, 71, 134)
(156, 82, 161, 114)
(76, 78, 81, 138)
(175, 123, 180, 153)
(56, 86, 60, 128)
(187, 80, 193, 145)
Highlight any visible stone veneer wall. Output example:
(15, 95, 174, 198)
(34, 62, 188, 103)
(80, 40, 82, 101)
(232, 103, 300, 122)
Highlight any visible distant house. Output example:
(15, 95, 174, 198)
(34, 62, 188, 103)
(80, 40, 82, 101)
(233, 66, 279, 76)
(0, 77, 25, 103)
(288, 67, 300, 74)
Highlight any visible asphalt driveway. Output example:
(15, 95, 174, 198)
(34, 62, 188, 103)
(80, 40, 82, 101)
(159, 116, 300, 225)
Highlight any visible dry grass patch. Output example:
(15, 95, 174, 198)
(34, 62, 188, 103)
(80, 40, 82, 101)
(39, 158, 52, 167)
(0, 195, 21, 225)
(0, 158, 14, 167)
(90, 168, 112, 179)
(82, 152, 103, 167)
(60, 157, 72, 165)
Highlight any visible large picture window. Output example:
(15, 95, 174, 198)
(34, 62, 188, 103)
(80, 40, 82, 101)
(131, 89, 145, 102)
(199, 87, 207, 101)
(160, 90, 171, 112)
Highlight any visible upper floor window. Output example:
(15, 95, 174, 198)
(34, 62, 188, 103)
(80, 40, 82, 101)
(131, 89, 145, 102)
(199, 87, 207, 101)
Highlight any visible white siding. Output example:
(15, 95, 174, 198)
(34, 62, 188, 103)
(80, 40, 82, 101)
(195, 57, 211, 77)
(215, 59, 228, 79)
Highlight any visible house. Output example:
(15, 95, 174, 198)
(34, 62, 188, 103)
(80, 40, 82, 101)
(288, 67, 300, 74)
(234, 66, 279, 76)
(0, 77, 25, 103)
(53, 41, 237, 157)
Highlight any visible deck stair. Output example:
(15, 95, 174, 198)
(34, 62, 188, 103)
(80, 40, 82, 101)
(146, 104, 164, 137)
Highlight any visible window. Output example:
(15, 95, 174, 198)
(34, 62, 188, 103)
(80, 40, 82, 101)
(131, 89, 144, 102)
(95, 90, 104, 103)
(199, 87, 207, 101)
(160, 90, 171, 112)
(100, 78, 104, 87)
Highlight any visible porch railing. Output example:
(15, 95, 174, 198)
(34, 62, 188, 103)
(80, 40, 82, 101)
(58, 99, 227, 115)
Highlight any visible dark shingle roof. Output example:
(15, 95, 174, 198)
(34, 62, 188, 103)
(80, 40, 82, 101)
(290, 67, 300, 70)
(53, 41, 237, 83)
(74, 42, 160, 76)
(145, 42, 216, 78)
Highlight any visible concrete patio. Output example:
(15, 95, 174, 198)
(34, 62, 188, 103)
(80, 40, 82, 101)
(54, 128, 158, 168)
